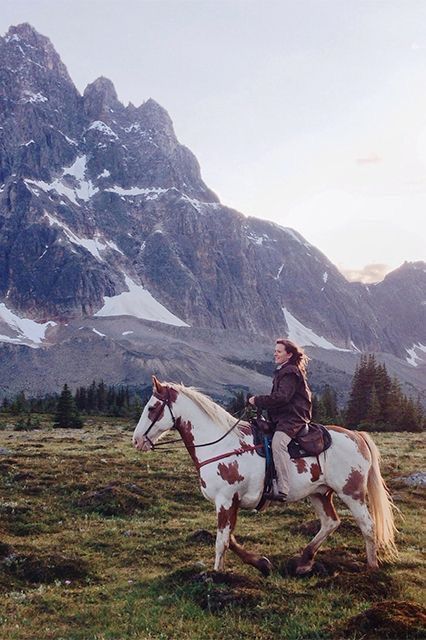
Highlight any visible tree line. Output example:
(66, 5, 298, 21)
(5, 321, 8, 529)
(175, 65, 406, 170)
(1, 381, 147, 429)
(1, 355, 424, 431)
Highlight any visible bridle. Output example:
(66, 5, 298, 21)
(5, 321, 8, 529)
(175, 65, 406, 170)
(141, 398, 249, 452)
(141, 399, 178, 450)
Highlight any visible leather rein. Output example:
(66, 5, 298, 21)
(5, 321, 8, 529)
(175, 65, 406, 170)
(141, 400, 261, 468)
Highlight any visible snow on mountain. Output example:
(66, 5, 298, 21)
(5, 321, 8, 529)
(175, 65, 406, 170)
(0, 303, 56, 346)
(282, 307, 351, 351)
(94, 276, 190, 326)
(406, 343, 426, 367)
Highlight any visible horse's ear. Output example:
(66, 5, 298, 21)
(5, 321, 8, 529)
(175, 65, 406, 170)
(152, 375, 165, 395)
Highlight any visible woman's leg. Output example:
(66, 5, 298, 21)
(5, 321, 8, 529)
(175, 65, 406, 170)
(272, 431, 292, 494)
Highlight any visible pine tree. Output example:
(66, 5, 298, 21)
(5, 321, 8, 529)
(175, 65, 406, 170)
(54, 384, 83, 428)
(321, 385, 338, 423)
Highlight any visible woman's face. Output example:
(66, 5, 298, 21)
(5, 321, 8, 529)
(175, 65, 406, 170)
(274, 343, 291, 365)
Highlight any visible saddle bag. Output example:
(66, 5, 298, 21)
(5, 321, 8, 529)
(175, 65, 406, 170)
(288, 422, 332, 458)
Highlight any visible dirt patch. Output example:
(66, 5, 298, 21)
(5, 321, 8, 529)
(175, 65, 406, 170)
(76, 481, 154, 516)
(1, 552, 91, 584)
(335, 600, 426, 639)
(187, 529, 216, 544)
(318, 566, 401, 600)
(192, 570, 263, 612)
(155, 567, 262, 613)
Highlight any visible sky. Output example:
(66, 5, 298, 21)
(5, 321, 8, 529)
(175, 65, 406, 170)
(1, 0, 426, 282)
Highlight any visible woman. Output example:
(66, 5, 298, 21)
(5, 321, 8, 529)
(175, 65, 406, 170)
(248, 339, 312, 501)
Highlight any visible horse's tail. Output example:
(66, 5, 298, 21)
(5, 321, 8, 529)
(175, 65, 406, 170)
(358, 431, 398, 560)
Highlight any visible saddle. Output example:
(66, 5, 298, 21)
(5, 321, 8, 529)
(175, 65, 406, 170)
(249, 412, 332, 459)
(248, 413, 332, 510)
(288, 422, 332, 458)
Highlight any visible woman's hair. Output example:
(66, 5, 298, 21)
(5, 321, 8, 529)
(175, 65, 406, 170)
(276, 338, 309, 376)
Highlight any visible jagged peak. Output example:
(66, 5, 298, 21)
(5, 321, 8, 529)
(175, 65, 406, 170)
(136, 98, 174, 133)
(2, 23, 75, 85)
(379, 261, 426, 286)
(84, 77, 118, 101)
(83, 77, 121, 119)
(5, 22, 40, 41)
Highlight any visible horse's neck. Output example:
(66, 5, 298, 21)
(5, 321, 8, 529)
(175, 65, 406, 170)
(176, 397, 241, 449)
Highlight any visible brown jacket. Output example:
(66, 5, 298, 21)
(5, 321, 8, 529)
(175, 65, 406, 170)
(254, 363, 312, 438)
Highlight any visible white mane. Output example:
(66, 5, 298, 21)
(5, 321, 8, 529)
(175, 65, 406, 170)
(166, 382, 248, 436)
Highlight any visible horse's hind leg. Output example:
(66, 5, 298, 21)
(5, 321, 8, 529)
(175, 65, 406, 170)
(337, 492, 378, 570)
(229, 534, 272, 577)
(297, 490, 341, 575)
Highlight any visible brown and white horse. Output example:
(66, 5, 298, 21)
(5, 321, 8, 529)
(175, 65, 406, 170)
(132, 376, 397, 576)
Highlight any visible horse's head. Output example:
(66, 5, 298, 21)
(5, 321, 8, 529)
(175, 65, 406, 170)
(132, 376, 179, 451)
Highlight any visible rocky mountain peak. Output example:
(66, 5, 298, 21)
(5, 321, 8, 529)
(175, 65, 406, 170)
(83, 76, 121, 119)
(2, 23, 74, 84)
(137, 98, 174, 132)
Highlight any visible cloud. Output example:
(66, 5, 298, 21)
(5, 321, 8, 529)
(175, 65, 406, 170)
(356, 152, 382, 165)
(340, 263, 390, 284)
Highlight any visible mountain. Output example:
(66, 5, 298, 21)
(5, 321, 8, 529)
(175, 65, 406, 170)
(0, 23, 425, 403)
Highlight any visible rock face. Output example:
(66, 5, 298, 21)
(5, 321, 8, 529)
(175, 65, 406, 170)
(0, 23, 425, 397)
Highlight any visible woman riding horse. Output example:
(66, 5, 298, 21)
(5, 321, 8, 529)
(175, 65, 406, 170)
(249, 338, 312, 502)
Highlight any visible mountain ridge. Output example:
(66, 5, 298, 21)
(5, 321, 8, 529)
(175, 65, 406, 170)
(0, 23, 424, 400)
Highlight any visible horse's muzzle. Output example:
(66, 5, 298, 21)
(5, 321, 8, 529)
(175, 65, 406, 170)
(133, 435, 153, 452)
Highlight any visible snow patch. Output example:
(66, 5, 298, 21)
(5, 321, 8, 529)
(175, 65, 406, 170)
(274, 264, 285, 280)
(323, 272, 328, 283)
(122, 331, 134, 336)
(247, 230, 271, 245)
(124, 123, 141, 133)
(92, 328, 106, 337)
(22, 91, 47, 103)
(95, 275, 189, 327)
(27, 155, 99, 204)
(406, 343, 426, 367)
(181, 194, 221, 212)
(5, 34, 20, 43)
(43, 213, 121, 260)
(105, 186, 167, 198)
(87, 121, 118, 139)
(98, 169, 111, 178)
(0, 303, 56, 346)
(282, 307, 352, 351)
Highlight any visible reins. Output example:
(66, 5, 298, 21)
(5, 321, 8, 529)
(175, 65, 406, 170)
(142, 401, 250, 452)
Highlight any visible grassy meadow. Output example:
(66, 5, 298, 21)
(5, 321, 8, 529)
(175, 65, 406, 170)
(0, 415, 424, 640)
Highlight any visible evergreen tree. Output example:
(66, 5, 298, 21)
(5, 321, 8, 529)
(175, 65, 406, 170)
(345, 356, 425, 432)
(321, 385, 338, 423)
(225, 390, 247, 415)
(54, 384, 83, 428)
(312, 394, 324, 422)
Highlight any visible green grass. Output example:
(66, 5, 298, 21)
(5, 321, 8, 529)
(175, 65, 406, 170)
(0, 415, 424, 639)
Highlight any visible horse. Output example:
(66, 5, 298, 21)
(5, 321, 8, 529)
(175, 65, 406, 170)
(132, 376, 397, 576)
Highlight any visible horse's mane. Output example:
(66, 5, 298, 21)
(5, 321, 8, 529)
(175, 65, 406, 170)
(165, 382, 248, 436)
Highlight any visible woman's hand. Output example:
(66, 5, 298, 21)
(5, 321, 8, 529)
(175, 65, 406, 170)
(248, 396, 256, 406)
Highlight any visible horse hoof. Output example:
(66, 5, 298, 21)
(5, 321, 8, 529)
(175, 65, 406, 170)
(258, 556, 272, 577)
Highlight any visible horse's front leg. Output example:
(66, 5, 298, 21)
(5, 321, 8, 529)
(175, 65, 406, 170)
(214, 492, 240, 571)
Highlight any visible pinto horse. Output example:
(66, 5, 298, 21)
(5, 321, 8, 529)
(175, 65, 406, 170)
(132, 376, 397, 576)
